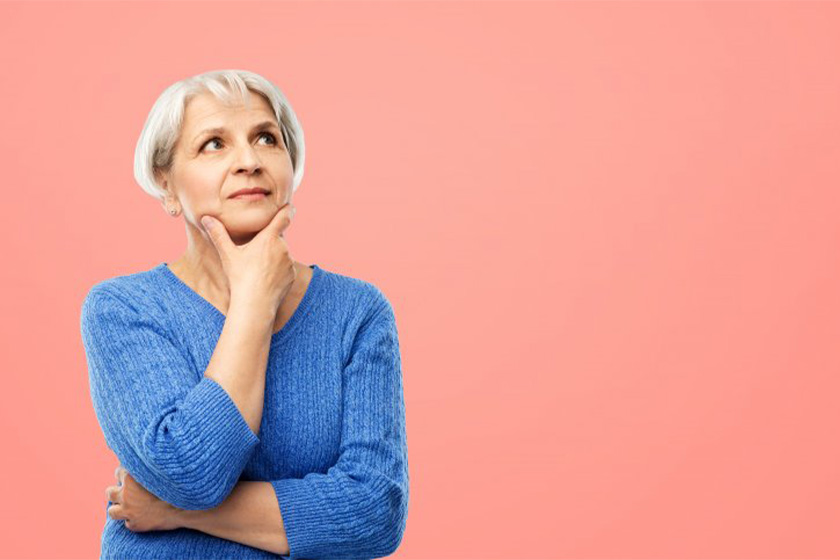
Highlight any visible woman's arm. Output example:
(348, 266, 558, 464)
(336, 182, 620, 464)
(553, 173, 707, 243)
(269, 297, 409, 558)
(172, 294, 407, 559)
(82, 287, 264, 510)
(177, 480, 290, 556)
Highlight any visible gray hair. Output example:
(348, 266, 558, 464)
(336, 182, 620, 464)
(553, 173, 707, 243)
(134, 69, 305, 201)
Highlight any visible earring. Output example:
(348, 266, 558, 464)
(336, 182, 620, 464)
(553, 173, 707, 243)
(168, 207, 177, 215)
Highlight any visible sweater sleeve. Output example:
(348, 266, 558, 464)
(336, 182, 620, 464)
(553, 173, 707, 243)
(271, 296, 409, 559)
(80, 286, 260, 511)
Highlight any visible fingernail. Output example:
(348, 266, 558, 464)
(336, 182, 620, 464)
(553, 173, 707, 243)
(201, 217, 213, 231)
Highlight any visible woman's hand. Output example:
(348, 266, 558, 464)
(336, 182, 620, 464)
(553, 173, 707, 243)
(200, 203, 297, 313)
(106, 465, 182, 533)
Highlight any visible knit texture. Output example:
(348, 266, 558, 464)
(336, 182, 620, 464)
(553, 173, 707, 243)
(80, 262, 409, 559)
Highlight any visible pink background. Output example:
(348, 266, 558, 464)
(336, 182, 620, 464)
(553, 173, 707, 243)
(2, 1, 840, 558)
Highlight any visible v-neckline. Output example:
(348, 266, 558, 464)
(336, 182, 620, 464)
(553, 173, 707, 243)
(156, 262, 323, 345)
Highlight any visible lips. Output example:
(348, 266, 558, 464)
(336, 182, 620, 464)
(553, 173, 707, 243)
(229, 187, 269, 198)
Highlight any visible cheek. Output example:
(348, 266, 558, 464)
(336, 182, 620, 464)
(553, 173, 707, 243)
(271, 158, 296, 185)
(180, 174, 227, 204)
(181, 160, 226, 183)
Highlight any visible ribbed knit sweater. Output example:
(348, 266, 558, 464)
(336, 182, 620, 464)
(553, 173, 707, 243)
(80, 262, 409, 560)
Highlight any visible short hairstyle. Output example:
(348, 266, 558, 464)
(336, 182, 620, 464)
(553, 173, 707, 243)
(134, 69, 306, 201)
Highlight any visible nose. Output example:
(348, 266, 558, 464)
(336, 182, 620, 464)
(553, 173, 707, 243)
(233, 143, 262, 175)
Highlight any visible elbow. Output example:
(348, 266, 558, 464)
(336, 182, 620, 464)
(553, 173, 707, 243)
(178, 485, 231, 511)
(160, 488, 223, 512)
(362, 479, 409, 556)
(377, 518, 407, 557)
(139, 467, 232, 511)
(152, 463, 236, 511)
(190, 490, 230, 511)
(139, 420, 245, 510)
(382, 491, 409, 555)
(121, 457, 230, 511)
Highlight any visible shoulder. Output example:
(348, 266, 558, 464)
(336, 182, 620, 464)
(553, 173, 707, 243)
(80, 265, 169, 323)
(319, 265, 394, 318)
(316, 266, 399, 355)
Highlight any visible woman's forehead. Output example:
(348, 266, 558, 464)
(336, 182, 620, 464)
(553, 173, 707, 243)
(182, 90, 275, 132)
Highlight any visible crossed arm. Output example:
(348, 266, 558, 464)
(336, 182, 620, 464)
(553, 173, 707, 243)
(177, 480, 289, 556)
(107, 465, 290, 556)
(86, 288, 408, 558)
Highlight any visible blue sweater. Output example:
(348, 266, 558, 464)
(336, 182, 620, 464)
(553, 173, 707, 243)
(80, 262, 409, 559)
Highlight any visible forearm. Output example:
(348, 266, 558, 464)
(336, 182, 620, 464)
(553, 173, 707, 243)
(203, 294, 275, 435)
(177, 480, 289, 556)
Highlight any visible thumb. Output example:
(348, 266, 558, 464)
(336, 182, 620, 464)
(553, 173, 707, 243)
(201, 216, 234, 256)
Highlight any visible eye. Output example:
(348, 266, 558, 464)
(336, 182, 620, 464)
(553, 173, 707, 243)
(202, 137, 224, 152)
(258, 132, 278, 146)
(199, 132, 279, 153)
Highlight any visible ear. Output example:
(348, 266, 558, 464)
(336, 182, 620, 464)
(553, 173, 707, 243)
(154, 168, 172, 193)
(155, 170, 177, 211)
(154, 168, 164, 186)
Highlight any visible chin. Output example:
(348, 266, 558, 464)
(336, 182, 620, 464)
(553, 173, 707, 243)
(226, 214, 273, 230)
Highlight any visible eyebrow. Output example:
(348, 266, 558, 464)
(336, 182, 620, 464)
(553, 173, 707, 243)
(192, 121, 281, 144)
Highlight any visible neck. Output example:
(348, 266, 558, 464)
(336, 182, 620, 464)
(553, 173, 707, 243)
(171, 219, 253, 313)
(170, 219, 306, 317)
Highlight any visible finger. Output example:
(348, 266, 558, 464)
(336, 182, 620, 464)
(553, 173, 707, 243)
(107, 503, 126, 521)
(265, 203, 295, 238)
(201, 215, 235, 257)
(117, 466, 127, 485)
(106, 485, 122, 503)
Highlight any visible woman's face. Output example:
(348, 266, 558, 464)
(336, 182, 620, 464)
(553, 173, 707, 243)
(159, 90, 294, 243)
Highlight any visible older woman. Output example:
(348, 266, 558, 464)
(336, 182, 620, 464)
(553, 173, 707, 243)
(80, 69, 409, 560)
